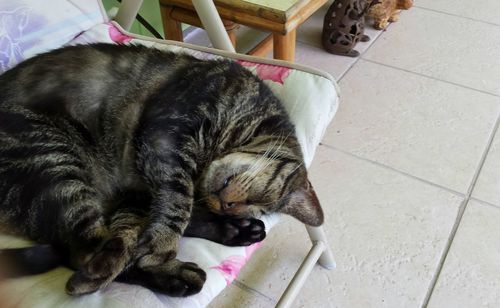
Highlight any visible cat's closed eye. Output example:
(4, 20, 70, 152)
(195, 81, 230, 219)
(222, 175, 234, 189)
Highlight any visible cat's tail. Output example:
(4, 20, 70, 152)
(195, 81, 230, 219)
(0, 245, 62, 278)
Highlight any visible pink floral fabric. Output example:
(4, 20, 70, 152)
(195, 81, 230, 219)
(237, 60, 291, 84)
(108, 23, 132, 44)
(210, 242, 263, 285)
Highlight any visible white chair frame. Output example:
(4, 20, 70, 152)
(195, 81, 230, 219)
(115, 1, 336, 306)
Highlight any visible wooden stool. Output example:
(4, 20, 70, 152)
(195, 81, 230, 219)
(159, 0, 328, 61)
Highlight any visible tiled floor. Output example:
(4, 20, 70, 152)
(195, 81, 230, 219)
(187, 1, 500, 307)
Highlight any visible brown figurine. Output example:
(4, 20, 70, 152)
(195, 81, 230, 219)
(322, 0, 375, 57)
(367, 0, 413, 30)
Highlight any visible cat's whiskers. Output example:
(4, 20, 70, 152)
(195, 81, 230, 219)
(241, 132, 290, 187)
(239, 136, 281, 186)
(246, 132, 291, 182)
(240, 145, 277, 187)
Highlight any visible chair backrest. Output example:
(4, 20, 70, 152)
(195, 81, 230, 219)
(0, 0, 107, 73)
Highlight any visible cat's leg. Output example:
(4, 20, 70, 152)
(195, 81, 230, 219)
(132, 131, 199, 269)
(0, 107, 108, 267)
(125, 116, 210, 296)
(66, 206, 147, 295)
(67, 186, 207, 297)
(27, 155, 108, 260)
(134, 183, 194, 268)
(184, 207, 266, 246)
(118, 259, 206, 297)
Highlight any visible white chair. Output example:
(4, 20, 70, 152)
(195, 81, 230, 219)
(0, 1, 338, 306)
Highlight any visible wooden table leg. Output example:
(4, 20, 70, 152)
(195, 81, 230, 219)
(273, 29, 296, 61)
(160, 5, 184, 42)
(249, 34, 274, 58)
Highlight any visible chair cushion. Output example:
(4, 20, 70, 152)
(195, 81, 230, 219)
(0, 22, 339, 308)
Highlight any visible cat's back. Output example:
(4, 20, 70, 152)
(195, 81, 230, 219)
(0, 44, 189, 123)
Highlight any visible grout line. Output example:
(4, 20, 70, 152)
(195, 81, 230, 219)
(464, 116, 500, 197)
(320, 143, 466, 197)
(421, 199, 468, 308)
(421, 113, 500, 307)
(413, 5, 500, 28)
(360, 58, 500, 99)
(470, 197, 500, 211)
(293, 27, 386, 83)
(233, 280, 277, 304)
(337, 30, 386, 82)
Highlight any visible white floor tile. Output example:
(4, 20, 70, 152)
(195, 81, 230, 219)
(428, 200, 500, 307)
(472, 127, 500, 206)
(323, 59, 500, 192)
(294, 42, 353, 81)
(235, 146, 462, 307)
(416, 0, 500, 25)
(363, 7, 500, 96)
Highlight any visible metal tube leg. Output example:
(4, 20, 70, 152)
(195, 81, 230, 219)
(191, 0, 235, 52)
(115, 0, 144, 31)
(306, 225, 336, 270)
(276, 241, 326, 308)
(276, 225, 336, 307)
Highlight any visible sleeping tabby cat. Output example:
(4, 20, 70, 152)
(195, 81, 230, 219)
(0, 44, 323, 296)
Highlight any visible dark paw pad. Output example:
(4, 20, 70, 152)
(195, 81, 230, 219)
(128, 260, 206, 297)
(222, 218, 266, 246)
(163, 262, 206, 297)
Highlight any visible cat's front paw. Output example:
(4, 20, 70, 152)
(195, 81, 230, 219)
(119, 259, 206, 297)
(221, 218, 266, 246)
(66, 236, 132, 295)
(136, 228, 178, 268)
(158, 261, 206, 297)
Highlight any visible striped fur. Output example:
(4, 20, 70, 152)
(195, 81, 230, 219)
(0, 44, 323, 296)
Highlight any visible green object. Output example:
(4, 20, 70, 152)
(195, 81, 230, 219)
(102, 0, 165, 37)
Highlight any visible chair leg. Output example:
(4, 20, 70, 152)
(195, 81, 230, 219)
(276, 241, 327, 308)
(191, 0, 235, 52)
(160, 5, 183, 41)
(306, 225, 336, 269)
(222, 20, 239, 49)
(276, 224, 336, 307)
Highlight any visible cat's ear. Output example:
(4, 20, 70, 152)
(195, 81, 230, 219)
(279, 180, 324, 226)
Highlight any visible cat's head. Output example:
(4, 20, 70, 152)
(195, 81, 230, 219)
(198, 136, 323, 226)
